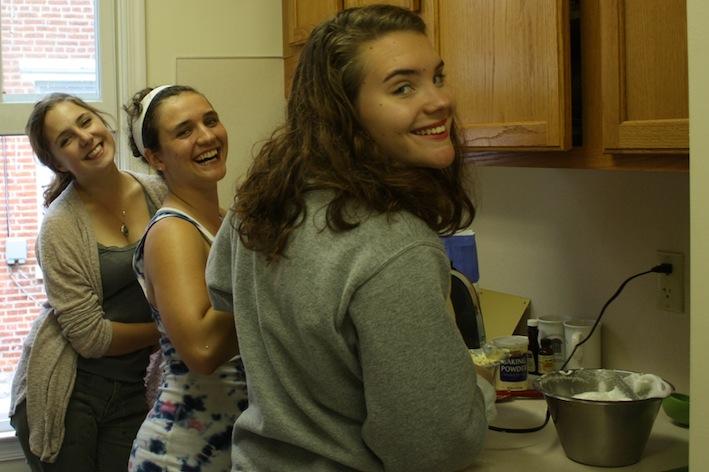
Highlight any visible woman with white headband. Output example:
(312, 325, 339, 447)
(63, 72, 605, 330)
(124, 85, 247, 472)
(9, 93, 166, 471)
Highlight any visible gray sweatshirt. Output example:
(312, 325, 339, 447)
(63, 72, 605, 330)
(206, 191, 487, 472)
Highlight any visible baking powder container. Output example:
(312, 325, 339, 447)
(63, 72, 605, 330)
(492, 335, 529, 390)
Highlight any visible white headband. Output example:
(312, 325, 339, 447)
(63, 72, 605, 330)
(131, 85, 174, 157)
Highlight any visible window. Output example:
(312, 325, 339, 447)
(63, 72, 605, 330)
(0, 0, 136, 444)
(0, 0, 118, 133)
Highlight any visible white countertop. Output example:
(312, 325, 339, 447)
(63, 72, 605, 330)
(464, 397, 688, 471)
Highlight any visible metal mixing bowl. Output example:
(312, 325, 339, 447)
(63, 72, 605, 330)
(535, 369, 673, 467)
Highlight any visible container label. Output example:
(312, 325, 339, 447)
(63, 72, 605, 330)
(499, 354, 528, 383)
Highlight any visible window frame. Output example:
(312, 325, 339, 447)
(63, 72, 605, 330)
(0, 0, 118, 135)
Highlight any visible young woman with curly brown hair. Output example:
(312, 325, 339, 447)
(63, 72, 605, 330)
(206, 5, 487, 471)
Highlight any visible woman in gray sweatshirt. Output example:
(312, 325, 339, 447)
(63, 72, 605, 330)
(205, 5, 487, 472)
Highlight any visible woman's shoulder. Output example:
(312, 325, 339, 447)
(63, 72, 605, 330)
(145, 208, 213, 248)
(301, 199, 440, 267)
(304, 191, 438, 243)
(37, 188, 91, 259)
(365, 211, 440, 249)
(42, 184, 83, 227)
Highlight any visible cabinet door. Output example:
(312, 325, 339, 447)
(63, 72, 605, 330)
(600, 0, 688, 152)
(284, 0, 342, 47)
(439, 0, 571, 150)
(344, 0, 420, 11)
(283, 0, 341, 96)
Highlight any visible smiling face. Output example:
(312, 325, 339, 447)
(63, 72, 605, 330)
(355, 31, 455, 169)
(146, 92, 228, 188)
(43, 101, 116, 179)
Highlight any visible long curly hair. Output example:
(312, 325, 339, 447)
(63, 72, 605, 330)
(235, 4, 475, 262)
(25, 93, 113, 207)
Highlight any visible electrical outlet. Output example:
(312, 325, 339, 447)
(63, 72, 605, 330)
(656, 250, 684, 313)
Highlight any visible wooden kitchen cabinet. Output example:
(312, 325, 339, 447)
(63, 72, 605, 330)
(284, 0, 341, 48)
(439, 0, 688, 157)
(438, 0, 571, 150)
(281, 0, 689, 170)
(283, 0, 422, 48)
(282, 0, 573, 151)
(282, 0, 340, 95)
(599, 0, 688, 152)
(283, 0, 340, 95)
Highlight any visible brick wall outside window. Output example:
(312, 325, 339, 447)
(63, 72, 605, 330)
(1, 0, 96, 95)
(0, 137, 44, 373)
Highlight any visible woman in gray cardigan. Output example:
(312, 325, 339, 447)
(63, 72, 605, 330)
(9, 93, 166, 471)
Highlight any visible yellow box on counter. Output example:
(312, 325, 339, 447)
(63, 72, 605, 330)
(477, 288, 530, 340)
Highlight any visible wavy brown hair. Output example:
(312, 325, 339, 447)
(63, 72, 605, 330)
(25, 93, 113, 207)
(235, 4, 475, 261)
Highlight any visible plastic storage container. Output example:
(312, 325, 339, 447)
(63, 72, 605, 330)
(441, 231, 479, 283)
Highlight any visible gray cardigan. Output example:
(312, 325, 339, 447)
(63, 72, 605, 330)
(9, 171, 166, 462)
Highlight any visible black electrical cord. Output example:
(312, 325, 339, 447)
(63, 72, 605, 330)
(487, 263, 673, 434)
(487, 405, 551, 434)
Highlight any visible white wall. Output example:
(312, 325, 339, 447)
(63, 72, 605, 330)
(687, 0, 709, 469)
(471, 167, 690, 392)
(145, 0, 282, 80)
(145, 0, 286, 205)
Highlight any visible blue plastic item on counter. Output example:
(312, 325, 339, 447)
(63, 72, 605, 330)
(442, 231, 479, 283)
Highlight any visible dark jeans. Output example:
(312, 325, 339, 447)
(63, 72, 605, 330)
(11, 370, 148, 472)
